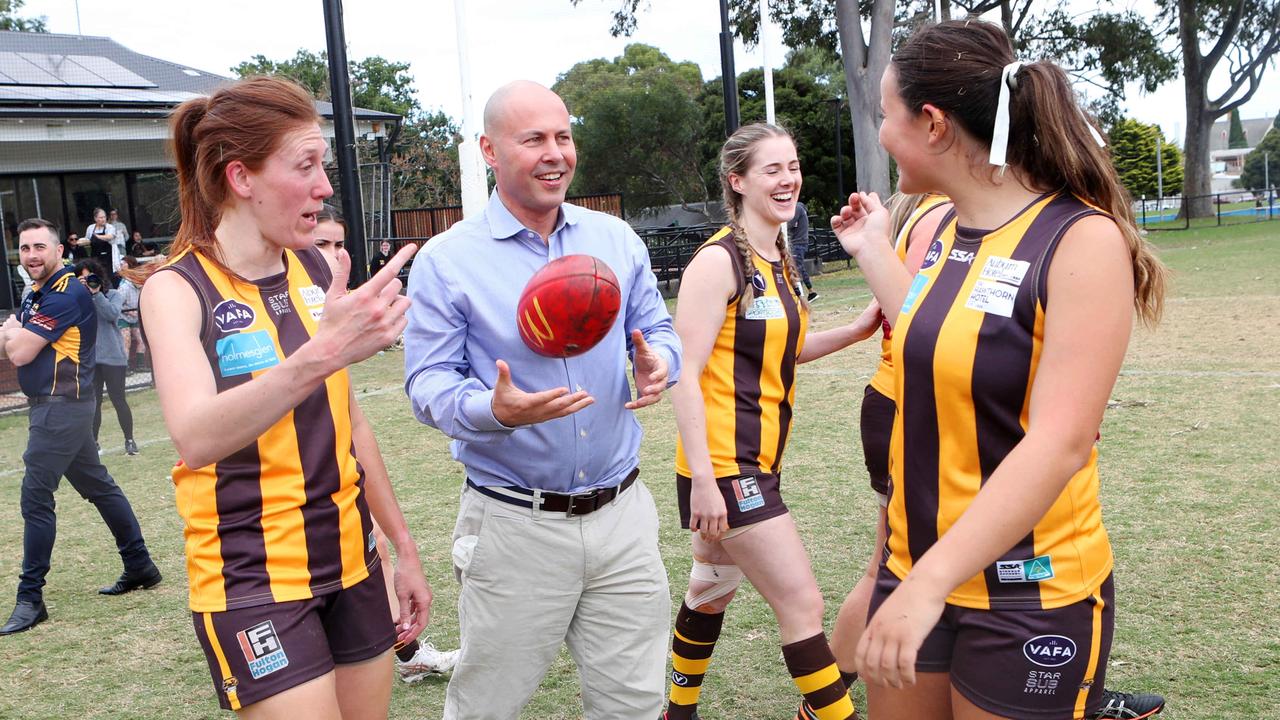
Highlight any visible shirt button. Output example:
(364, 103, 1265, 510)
(578, 470, 585, 479)
(580, 429, 587, 438)
(575, 384, 583, 392)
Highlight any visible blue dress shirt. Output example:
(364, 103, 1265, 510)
(405, 191, 682, 494)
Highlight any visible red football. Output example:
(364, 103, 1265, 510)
(517, 254, 621, 358)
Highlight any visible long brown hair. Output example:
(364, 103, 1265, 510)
(892, 20, 1165, 325)
(129, 76, 319, 282)
(719, 122, 809, 315)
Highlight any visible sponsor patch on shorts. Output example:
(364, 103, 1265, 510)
(731, 475, 765, 512)
(236, 620, 290, 679)
(996, 555, 1055, 583)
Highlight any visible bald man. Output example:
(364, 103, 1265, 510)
(404, 81, 682, 719)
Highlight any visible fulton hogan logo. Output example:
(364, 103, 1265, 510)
(1023, 635, 1077, 667)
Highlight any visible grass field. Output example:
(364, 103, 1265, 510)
(1, 221, 1277, 719)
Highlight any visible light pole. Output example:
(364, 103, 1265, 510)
(827, 97, 845, 200)
(322, 0, 368, 284)
(719, 0, 740, 136)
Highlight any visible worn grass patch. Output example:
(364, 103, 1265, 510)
(0, 222, 1276, 718)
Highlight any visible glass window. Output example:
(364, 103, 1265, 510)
(63, 172, 128, 237)
(130, 170, 180, 242)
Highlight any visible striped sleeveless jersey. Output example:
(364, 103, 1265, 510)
(887, 193, 1113, 610)
(159, 247, 377, 612)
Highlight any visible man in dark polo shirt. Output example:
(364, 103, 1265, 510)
(0, 218, 161, 637)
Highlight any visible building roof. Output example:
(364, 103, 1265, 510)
(0, 30, 398, 122)
(1208, 115, 1276, 152)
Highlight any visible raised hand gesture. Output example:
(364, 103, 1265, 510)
(313, 244, 416, 370)
(626, 329, 669, 410)
(830, 192, 892, 259)
(491, 359, 594, 427)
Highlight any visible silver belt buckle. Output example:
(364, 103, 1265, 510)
(565, 488, 600, 518)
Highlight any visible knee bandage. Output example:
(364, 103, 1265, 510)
(687, 560, 744, 609)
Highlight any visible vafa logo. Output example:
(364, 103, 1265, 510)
(213, 299, 255, 332)
(1023, 635, 1077, 667)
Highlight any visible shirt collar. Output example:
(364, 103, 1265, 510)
(486, 190, 583, 241)
(32, 265, 71, 296)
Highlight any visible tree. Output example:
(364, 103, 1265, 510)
(232, 50, 460, 208)
(390, 111, 463, 209)
(1227, 108, 1248, 149)
(1170, 0, 1280, 217)
(1110, 118, 1184, 199)
(697, 46, 856, 220)
(232, 51, 418, 120)
(576, 1, 1179, 200)
(0, 0, 46, 32)
(1237, 114, 1280, 191)
(553, 44, 714, 214)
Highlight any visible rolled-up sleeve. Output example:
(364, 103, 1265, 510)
(622, 228, 682, 387)
(404, 247, 514, 443)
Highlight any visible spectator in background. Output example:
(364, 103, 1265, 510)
(116, 257, 147, 373)
(128, 231, 157, 258)
(787, 201, 817, 301)
(0, 219, 160, 638)
(73, 259, 137, 456)
(108, 210, 128, 268)
(369, 240, 394, 277)
(65, 232, 89, 261)
(84, 209, 119, 282)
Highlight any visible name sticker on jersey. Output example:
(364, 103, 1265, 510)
(979, 256, 1031, 286)
(965, 279, 1017, 318)
(299, 284, 326, 307)
(236, 620, 290, 679)
(216, 330, 281, 377)
(745, 296, 785, 320)
(996, 555, 1055, 583)
(731, 475, 765, 512)
(900, 274, 930, 316)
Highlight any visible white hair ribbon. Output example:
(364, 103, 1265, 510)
(1083, 115, 1106, 147)
(989, 61, 1023, 172)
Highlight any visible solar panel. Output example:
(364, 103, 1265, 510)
(19, 52, 105, 86)
(0, 52, 59, 85)
(0, 85, 201, 103)
(0, 51, 156, 88)
(65, 54, 155, 88)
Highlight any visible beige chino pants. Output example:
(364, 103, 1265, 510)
(444, 479, 671, 720)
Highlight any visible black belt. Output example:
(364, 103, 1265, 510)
(27, 395, 87, 407)
(466, 468, 639, 517)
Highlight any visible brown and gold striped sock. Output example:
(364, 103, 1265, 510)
(782, 633, 855, 720)
(394, 639, 419, 663)
(665, 602, 724, 720)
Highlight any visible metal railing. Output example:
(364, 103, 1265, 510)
(636, 224, 850, 286)
(1137, 188, 1278, 230)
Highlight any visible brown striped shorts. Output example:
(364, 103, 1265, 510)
(870, 564, 1115, 719)
(191, 564, 394, 711)
(676, 471, 789, 531)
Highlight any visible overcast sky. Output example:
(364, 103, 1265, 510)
(21, 0, 1280, 144)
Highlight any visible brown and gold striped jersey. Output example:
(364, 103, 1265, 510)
(160, 248, 377, 612)
(868, 194, 952, 398)
(676, 227, 809, 479)
(886, 193, 1113, 610)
